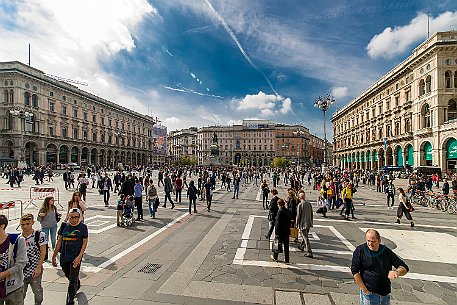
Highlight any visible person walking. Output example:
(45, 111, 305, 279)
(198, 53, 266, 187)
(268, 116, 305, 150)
(76, 173, 89, 202)
(296, 192, 313, 258)
(205, 178, 213, 212)
(146, 180, 158, 218)
(271, 199, 290, 263)
(265, 189, 279, 239)
(385, 180, 396, 209)
(37, 196, 60, 250)
(341, 182, 355, 220)
(261, 180, 270, 210)
(134, 179, 144, 221)
(20, 214, 47, 305)
(0, 215, 27, 305)
(351, 229, 409, 305)
(232, 174, 240, 199)
(99, 173, 113, 207)
(396, 188, 414, 227)
(175, 175, 183, 203)
(187, 180, 198, 215)
(65, 192, 87, 222)
(52, 208, 88, 305)
(163, 173, 175, 209)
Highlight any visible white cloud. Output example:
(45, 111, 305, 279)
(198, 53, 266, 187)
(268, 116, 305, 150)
(366, 11, 457, 59)
(331, 86, 349, 99)
(0, 0, 157, 113)
(164, 117, 181, 124)
(235, 91, 292, 116)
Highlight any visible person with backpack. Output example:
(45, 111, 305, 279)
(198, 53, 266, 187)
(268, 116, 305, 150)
(52, 208, 88, 305)
(76, 173, 89, 202)
(341, 182, 355, 220)
(146, 179, 158, 218)
(20, 214, 47, 305)
(0, 214, 27, 304)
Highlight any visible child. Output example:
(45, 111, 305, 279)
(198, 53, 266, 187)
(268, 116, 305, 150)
(20, 214, 47, 305)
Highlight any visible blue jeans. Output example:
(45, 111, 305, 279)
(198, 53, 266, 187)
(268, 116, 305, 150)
(42, 224, 57, 250)
(148, 199, 156, 216)
(360, 290, 390, 305)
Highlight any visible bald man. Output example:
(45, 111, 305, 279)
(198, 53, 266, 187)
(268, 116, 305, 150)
(351, 229, 409, 305)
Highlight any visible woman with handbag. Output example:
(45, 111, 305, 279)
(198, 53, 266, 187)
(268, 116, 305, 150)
(396, 188, 414, 227)
(37, 196, 61, 250)
(271, 198, 290, 263)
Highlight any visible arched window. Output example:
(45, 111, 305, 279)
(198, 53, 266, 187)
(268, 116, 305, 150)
(9, 90, 13, 104)
(24, 92, 30, 106)
(454, 71, 457, 88)
(3, 90, 8, 103)
(419, 79, 425, 96)
(395, 122, 400, 135)
(448, 99, 457, 121)
(426, 75, 432, 92)
(422, 104, 431, 128)
(405, 118, 411, 132)
(31, 94, 38, 108)
(445, 71, 452, 88)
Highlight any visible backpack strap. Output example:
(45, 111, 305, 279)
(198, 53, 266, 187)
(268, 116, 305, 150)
(34, 230, 41, 248)
(7, 233, 20, 265)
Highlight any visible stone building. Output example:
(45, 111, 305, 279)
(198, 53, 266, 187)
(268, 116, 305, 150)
(332, 31, 457, 173)
(167, 127, 198, 164)
(169, 120, 324, 167)
(0, 61, 166, 168)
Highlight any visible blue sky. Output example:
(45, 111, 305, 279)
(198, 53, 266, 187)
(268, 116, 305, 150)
(1, 0, 457, 138)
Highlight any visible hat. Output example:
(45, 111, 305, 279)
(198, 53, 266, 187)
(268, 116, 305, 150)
(69, 208, 81, 215)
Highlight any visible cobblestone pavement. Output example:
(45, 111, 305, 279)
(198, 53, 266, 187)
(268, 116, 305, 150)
(2, 173, 456, 304)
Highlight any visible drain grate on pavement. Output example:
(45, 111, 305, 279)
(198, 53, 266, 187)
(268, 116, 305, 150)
(138, 263, 162, 274)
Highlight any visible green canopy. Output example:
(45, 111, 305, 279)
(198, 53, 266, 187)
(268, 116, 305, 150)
(397, 147, 403, 166)
(424, 142, 432, 161)
(447, 138, 457, 160)
(407, 145, 414, 165)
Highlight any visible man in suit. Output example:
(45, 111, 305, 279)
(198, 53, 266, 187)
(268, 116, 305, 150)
(296, 192, 313, 258)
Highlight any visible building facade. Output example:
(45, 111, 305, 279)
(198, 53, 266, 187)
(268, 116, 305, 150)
(169, 120, 324, 167)
(197, 120, 277, 167)
(168, 127, 198, 164)
(308, 134, 326, 166)
(274, 124, 310, 166)
(0, 61, 166, 168)
(332, 32, 457, 173)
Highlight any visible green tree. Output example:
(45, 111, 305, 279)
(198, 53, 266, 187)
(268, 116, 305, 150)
(176, 156, 197, 166)
(273, 157, 288, 168)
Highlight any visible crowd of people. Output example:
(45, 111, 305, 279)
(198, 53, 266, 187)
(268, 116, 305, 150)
(1, 163, 457, 305)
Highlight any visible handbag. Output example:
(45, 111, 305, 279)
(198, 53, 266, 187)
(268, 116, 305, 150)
(55, 208, 62, 222)
(267, 212, 273, 221)
(335, 198, 343, 208)
(272, 237, 283, 253)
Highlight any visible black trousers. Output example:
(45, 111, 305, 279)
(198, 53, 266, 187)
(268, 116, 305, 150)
(61, 261, 81, 305)
(135, 197, 143, 219)
(397, 202, 413, 220)
(189, 198, 196, 213)
(175, 189, 182, 202)
(273, 236, 290, 263)
(103, 190, 110, 205)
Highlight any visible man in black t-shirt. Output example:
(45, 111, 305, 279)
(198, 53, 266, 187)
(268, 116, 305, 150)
(351, 229, 409, 305)
(52, 208, 88, 305)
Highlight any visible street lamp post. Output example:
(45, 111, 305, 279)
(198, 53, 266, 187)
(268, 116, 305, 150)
(293, 129, 306, 169)
(314, 94, 335, 170)
(10, 108, 34, 164)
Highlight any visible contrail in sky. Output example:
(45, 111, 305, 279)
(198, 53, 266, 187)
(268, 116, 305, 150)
(204, 0, 278, 96)
(162, 85, 224, 99)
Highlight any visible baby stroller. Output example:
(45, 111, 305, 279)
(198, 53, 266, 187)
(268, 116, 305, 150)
(117, 195, 135, 227)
